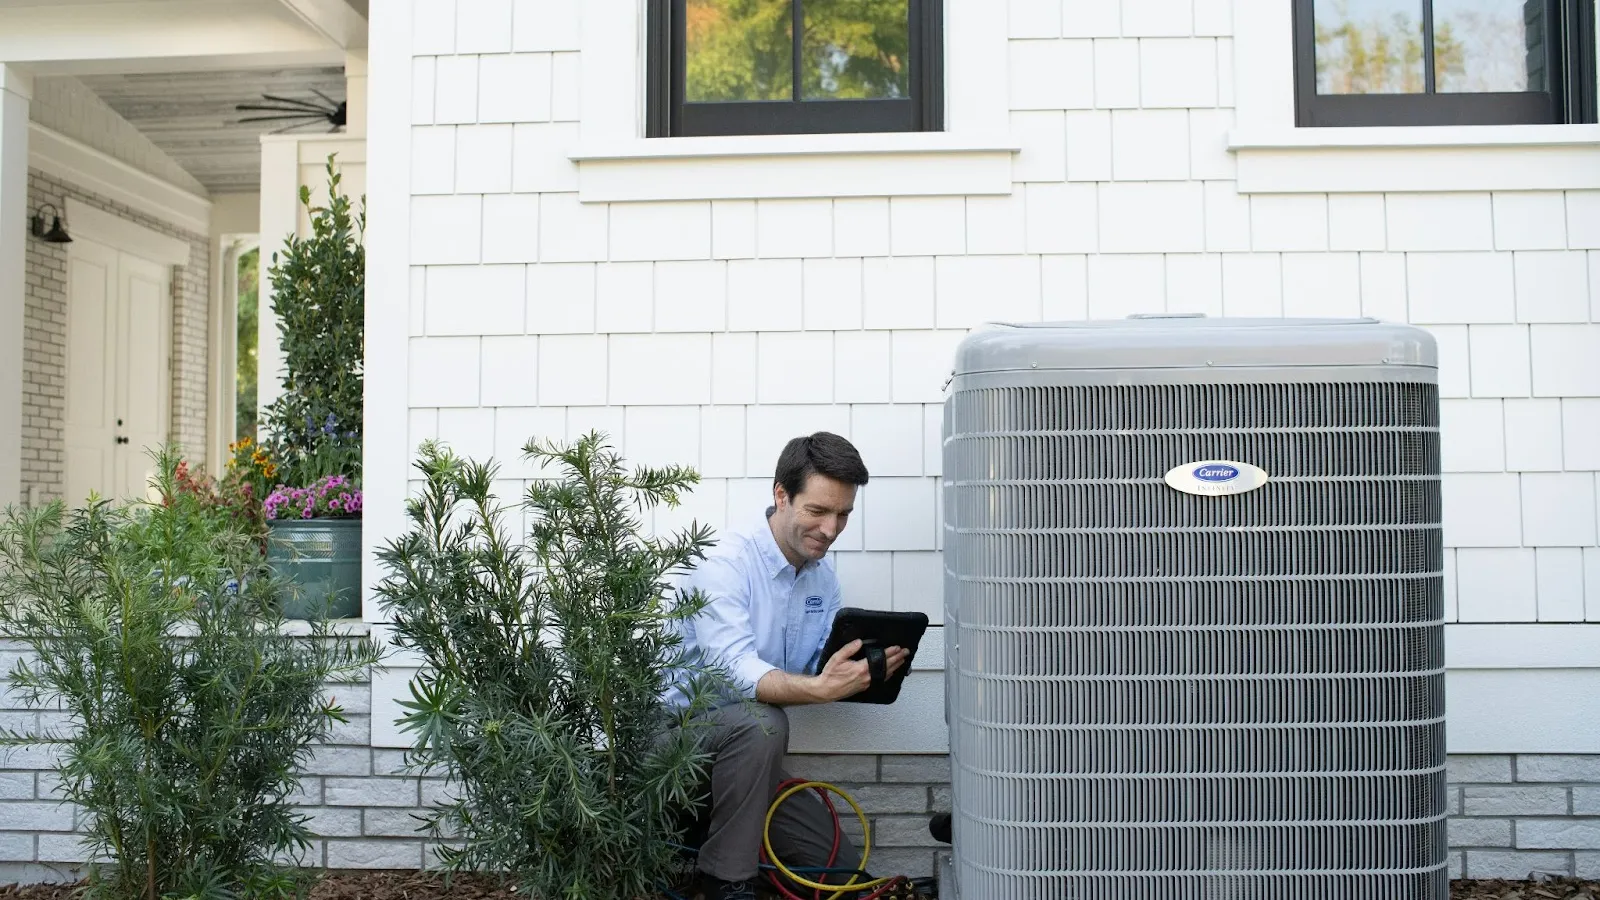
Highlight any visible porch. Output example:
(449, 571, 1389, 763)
(0, 0, 368, 512)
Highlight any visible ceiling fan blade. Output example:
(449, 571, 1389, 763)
(235, 104, 325, 114)
(258, 94, 331, 111)
(237, 114, 325, 124)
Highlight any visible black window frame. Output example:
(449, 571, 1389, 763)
(1292, 0, 1598, 127)
(645, 0, 944, 138)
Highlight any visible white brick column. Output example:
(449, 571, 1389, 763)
(0, 65, 30, 509)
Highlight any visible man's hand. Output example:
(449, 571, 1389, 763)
(756, 640, 913, 705)
(884, 645, 909, 678)
(812, 639, 872, 701)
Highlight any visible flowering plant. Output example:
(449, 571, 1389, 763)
(264, 475, 363, 521)
(226, 436, 279, 497)
(170, 457, 267, 539)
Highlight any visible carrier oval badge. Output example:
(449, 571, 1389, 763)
(1164, 460, 1268, 497)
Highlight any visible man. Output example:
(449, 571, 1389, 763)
(662, 432, 910, 900)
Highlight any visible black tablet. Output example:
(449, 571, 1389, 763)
(818, 608, 930, 705)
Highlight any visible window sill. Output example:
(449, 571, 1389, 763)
(1228, 124, 1600, 193)
(569, 132, 1020, 203)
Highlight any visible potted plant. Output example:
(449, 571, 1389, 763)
(258, 156, 365, 619)
(260, 420, 363, 618)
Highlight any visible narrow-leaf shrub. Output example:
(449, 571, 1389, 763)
(374, 433, 733, 899)
(0, 449, 382, 900)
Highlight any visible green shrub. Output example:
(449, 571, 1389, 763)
(262, 155, 364, 483)
(374, 433, 732, 899)
(0, 449, 382, 900)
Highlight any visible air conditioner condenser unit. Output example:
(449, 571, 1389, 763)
(939, 316, 1446, 900)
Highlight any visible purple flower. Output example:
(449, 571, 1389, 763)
(265, 473, 362, 520)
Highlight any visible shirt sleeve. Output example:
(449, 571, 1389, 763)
(687, 557, 778, 698)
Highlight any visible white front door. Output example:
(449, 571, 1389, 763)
(116, 253, 172, 498)
(64, 240, 118, 506)
(64, 237, 171, 505)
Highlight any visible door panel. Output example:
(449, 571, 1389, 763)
(118, 253, 171, 500)
(64, 240, 119, 505)
(64, 239, 172, 506)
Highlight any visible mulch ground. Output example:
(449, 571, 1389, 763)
(1453, 881, 1600, 899)
(0, 871, 520, 900)
(0, 873, 1595, 899)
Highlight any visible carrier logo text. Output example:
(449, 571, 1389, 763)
(1193, 464, 1240, 483)
(1165, 460, 1268, 497)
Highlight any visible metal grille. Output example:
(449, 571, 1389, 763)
(943, 381, 1446, 900)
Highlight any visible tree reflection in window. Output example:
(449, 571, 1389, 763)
(1311, 0, 1543, 96)
(1292, 0, 1594, 126)
(684, 0, 910, 102)
(685, 0, 791, 102)
(802, 0, 910, 100)
(651, 0, 942, 136)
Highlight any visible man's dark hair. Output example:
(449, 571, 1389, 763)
(774, 432, 869, 500)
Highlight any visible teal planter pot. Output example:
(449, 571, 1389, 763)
(266, 517, 362, 619)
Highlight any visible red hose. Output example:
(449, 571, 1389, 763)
(759, 778, 908, 900)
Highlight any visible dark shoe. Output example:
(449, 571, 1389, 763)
(705, 876, 757, 900)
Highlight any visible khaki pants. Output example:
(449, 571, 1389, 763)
(687, 701, 862, 888)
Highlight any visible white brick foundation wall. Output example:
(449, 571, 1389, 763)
(1449, 755, 1600, 880)
(10, 718, 1600, 883)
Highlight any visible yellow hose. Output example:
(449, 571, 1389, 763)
(761, 780, 898, 900)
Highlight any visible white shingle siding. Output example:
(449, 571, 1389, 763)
(385, 10, 1600, 743)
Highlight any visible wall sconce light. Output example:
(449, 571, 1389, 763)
(30, 204, 72, 243)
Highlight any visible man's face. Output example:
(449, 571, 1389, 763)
(772, 473, 857, 564)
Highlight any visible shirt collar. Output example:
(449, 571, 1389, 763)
(754, 506, 815, 580)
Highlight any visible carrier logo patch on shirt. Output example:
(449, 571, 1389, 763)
(804, 596, 825, 613)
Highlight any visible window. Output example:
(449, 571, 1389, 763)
(1292, 0, 1597, 126)
(645, 0, 943, 138)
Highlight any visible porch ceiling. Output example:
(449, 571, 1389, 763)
(0, 0, 362, 74)
(75, 67, 347, 195)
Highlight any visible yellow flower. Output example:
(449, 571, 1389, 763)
(262, 463, 278, 479)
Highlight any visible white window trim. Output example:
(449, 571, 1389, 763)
(570, 0, 1017, 203)
(1227, 0, 1600, 193)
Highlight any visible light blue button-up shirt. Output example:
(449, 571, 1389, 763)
(661, 510, 842, 709)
